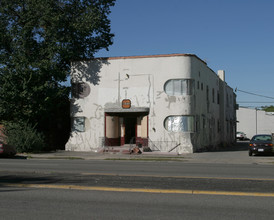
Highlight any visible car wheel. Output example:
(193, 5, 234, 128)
(248, 150, 253, 156)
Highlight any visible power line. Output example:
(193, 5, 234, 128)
(236, 88, 274, 100)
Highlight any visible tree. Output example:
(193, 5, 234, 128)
(261, 105, 274, 112)
(0, 0, 115, 150)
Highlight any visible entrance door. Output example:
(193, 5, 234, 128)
(124, 117, 136, 144)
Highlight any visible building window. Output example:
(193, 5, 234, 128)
(206, 86, 209, 102)
(211, 118, 215, 132)
(164, 79, 194, 96)
(164, 116, 194, 132)
(197, 81, 200, 90)
(71, 82, 90, 99)
(217, 91, 220, 104)
(212, 88, 215, 103)
(196, 116, 200, 132)
(72, 117, 85, 132)
(201, 83, 204, 91)
(202, 116, 206, 129)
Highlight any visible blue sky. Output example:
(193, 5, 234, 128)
(95, 0, 274, 108)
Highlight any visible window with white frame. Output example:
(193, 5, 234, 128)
(164, 116, 194, 132)
(164, 79, 194, 96)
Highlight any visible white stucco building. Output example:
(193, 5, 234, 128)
(66, 54, 236, 154)
(237, 107, 274, 139)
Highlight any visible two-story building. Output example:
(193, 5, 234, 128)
(66, 54, 236, 154)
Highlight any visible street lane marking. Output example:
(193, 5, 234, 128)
(81, 172, 274, 182)
(2, 183, 274, 197)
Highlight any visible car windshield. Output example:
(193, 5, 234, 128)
(252, 135, 272, 141)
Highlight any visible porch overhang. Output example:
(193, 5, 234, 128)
(104, 107, 149, 113)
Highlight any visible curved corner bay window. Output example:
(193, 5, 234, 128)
(164, 116, 194, 132)
(164, 79, 194, 96)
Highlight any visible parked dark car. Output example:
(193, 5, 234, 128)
(0, 141, 16, 157)
(248, 134, 274, 156)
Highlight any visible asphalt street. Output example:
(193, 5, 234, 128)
(2, 187, 274, 220)
(1, 141, 274, 219)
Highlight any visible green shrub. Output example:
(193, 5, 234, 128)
(2, 121, 45, 153)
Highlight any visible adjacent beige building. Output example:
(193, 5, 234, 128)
(237, 107, 274, 139)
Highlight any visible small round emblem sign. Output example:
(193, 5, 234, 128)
(122, 99, 131, 109)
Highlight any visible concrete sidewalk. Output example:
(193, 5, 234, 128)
(16, 148, 274, 165)
(17, 150, 183, 160)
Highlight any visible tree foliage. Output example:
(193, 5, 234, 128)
(2, 121, 45, 153)
(0, 0, 115, 150)
(261, 105, 274, 112)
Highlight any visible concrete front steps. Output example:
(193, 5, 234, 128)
(100, 145, 178, 155)
(102, 146, 131, 154)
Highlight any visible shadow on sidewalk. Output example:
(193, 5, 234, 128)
(197, 141, 249, 153)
